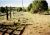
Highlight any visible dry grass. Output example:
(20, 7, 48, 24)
(21, 12, 50, 35)
(0, 12, 50, 35)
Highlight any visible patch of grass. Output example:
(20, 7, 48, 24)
(48, 25, 50, 27)
(48, 23, 50, 27)
(0, 16, 4, 20)
(39, 32, 42, 33)
(30, 32, 33, 34)
(40, 27, 43, 28)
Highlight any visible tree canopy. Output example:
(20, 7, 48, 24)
(27, 0, 48, 13)
(0, 7, 5, 13)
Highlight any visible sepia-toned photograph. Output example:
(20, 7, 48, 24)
(0, 0, 50, 35)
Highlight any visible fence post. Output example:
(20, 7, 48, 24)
(10, 6, 11, 19)
(5, 6, 9, 20)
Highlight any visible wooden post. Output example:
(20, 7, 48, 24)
(5, 6, 8, 20)
(10, 6, 11, 19)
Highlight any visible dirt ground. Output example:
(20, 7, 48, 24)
(22, 23, 50, 35)
(0, 12, 50, 35)
(21, 12, 50, 35)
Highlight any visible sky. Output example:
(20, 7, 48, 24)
(0, 0, 50, 7)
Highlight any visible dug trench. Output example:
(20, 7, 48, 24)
(0, 23, 31, 35)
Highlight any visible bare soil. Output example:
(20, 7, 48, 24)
(0, 12, 50, 35)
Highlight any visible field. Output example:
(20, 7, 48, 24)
(0, 12, 50, 35)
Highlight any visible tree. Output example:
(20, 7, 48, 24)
(17, 7, 22, 12)
(1, 7, 5, 13)
(27, 3, 32, 11)
(27, 0, 48, 13)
